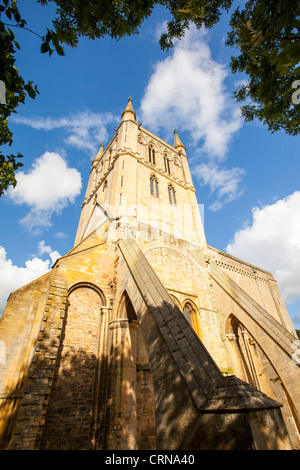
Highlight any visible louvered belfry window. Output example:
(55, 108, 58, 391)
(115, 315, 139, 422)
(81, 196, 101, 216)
(149, 145, 156, 165)
(168, 184, 176, 205)
(150, 175, 159, 198)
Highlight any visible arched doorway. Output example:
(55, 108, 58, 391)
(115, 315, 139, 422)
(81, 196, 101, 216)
(107, 291, 157, 450)
(225, 314, 261, 389)
(225, 313, 300, 448)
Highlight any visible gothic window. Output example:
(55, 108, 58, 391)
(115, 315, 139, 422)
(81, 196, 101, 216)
(100, 179, 107, 203)
(183, 302, 193, 325)
(155, 179, 159, 198)
(107, 150, 112, 167)
(100, 160, 104, 175)
(171, 295, 181, 309)
(164, 154, 171, 174)
(148, 144, 156, 165)
(150, 175, 159, 198)
(182, 301, 201, 338)
(168, 184, 176, 205)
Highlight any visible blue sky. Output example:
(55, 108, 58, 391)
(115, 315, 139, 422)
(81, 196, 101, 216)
(1, 0, 300, 329)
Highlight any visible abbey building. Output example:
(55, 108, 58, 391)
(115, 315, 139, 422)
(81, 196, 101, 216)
(0, 99, 299, 450)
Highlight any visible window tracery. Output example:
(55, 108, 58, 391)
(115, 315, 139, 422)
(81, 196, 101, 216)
(164, 154, 171, 174)
(148, 144, 156, 165)
(168, 184, 176, 205)
(150, 174, 159, 198)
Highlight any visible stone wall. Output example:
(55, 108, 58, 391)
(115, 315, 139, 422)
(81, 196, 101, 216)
(40, 286, 104, 449)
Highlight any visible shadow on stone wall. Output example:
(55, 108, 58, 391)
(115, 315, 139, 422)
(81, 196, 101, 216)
(0, 331, 110, 450)
(0, 308, 293, 451)
(39, 346, 110, 450)
(0, 326, 157, 450)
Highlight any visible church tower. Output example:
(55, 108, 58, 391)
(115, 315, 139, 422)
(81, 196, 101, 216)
(74, 97, 206, 249)
(0, 99, 300, 450)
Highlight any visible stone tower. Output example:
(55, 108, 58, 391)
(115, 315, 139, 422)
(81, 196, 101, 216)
(0, 99, 300, 450)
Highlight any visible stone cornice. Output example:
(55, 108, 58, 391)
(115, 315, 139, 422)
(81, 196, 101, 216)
(207, 245, 273, 280)
(209, 257, 268, 282)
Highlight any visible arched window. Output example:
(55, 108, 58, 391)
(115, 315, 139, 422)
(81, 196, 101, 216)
(101, 179, 107, 203)
(148, 144, 156, 165)
(117, 291, 137, 322)
(150, 174, 159, 198)
(171, 294, 181, 309)
(164, 154, 171, 174)
(168, 184, 176, 205)
(182, 301, 202, 339)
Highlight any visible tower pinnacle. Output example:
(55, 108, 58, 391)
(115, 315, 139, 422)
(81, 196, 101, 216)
(92, 142, 104, 165)
(122, 97, 136, 121)
(173, 130, 186, 152)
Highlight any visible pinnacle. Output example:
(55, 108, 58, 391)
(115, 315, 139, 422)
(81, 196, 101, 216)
(92, 142, 104, 164)
(122, 97, 136, 120)
(173, 129, 186, 151)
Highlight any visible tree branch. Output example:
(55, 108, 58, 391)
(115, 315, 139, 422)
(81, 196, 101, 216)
(2, 22, 44, 40)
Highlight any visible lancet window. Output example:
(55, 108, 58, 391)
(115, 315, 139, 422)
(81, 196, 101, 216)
(100, 179, 107, 203)
(182, 300, 202, 339)
(168, 184, 176, 205)
(150, 174, 159, 198)
(148, 144, 156, 165)
(164, 154, 171, 174)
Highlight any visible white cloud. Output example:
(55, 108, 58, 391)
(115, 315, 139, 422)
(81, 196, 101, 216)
(38, 240, 53, 255)
(38, 240, 61, 265)
(0, 246, 52, 316)
(140, 27, 242, 159)
(12, 110, 118, 157)
(193, 162, 245, 210)
(226, 191, 300, 304)
(54, 231, 68, 239)
(153, 20, 169, 42)
(6, 151, 82, 232)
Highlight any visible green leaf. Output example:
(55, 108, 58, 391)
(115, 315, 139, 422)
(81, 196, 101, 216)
(41, 42, 50, 53)
(55, 44, 65, 56)
(45, 28, 52, 42)
(5, 8, 11, 20)
(13, 10, 21, 23)
(51, 31, 59, 47)
(294, 66, 300, 78)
